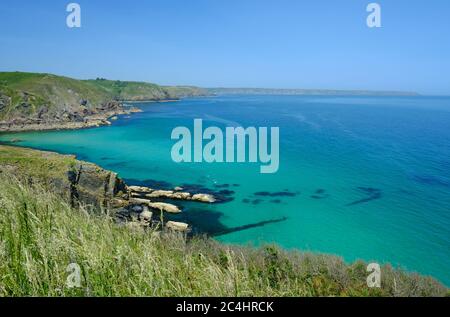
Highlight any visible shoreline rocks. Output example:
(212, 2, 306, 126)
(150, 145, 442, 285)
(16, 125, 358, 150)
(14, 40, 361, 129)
(129, 196, 182, 214)
(128, 186, 153, 193)
(0, 105, 143, 133)
(128, 186, 216, 203)
(191, 193, 216, 203)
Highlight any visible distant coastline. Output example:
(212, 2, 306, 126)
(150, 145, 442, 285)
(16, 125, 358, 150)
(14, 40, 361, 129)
(207, 87, 420, 97)
(123, 99, 180, 103)
(1, 71, 422, 133)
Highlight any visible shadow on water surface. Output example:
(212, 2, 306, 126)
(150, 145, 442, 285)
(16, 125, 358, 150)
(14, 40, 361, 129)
(346, 187, 382, 206)
(412, 174, 450, 188)
(254, 190, 298, 197)
(167, 204, 288, 237)
(241, 189, 299, 206)
(310, 188, 330, 199)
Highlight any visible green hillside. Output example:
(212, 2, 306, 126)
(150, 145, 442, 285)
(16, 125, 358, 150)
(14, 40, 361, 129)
(0, 72, 208, 122)
(85, 78, 171, 101)
(0, 72, 112, 121)
(163, 85, 210, 98)
(85, 79, 208, 101)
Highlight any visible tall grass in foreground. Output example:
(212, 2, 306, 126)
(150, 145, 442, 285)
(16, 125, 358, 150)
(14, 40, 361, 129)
(0, 177, 447, 297)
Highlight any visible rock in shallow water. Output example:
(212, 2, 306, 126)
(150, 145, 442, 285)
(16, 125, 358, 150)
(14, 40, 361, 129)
(128, 184, 217, 203)
(146, 190, 174, 198)
(191, 193, 216, 203)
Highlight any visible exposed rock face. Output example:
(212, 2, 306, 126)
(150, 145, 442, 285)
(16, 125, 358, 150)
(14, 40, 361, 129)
(0, 94, 10, 111)
(0, 145, 127, 211)
(0, 102, 139, 132)
(68, 162, 128, 210)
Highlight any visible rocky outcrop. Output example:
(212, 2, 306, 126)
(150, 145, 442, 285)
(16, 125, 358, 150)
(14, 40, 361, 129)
(68, 162, 128, 210)
(0, 145, 217, 234)
(129, 198, 181, 213)
(129, 186, 216, 203)
(0, 145, 128, 211)
(128, 186, 153, 193)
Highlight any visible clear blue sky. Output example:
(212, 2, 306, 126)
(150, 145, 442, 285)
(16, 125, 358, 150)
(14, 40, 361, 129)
(1, 0, 449, 94)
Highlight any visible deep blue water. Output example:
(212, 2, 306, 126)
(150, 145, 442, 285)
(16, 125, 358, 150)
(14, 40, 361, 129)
(1, 95, 449, 285)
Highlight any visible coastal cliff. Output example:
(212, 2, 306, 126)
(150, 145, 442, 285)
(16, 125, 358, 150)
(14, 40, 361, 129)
(0, 145, 128, 209)
(0, 145, 215, 233)
(0, 72, 208, 132)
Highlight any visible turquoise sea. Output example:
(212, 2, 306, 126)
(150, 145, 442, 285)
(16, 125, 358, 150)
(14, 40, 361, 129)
(1, 95, 449, 285)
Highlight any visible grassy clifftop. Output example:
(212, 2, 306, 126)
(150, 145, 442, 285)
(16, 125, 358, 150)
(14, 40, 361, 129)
(85, 79, 208, 101)
(0, 144, 78, 180)
(0, 145, 447, 296)
(85, 78, 170, 101)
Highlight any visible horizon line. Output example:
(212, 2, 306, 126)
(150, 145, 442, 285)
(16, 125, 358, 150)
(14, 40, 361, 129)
(5, 69, 450, 97)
